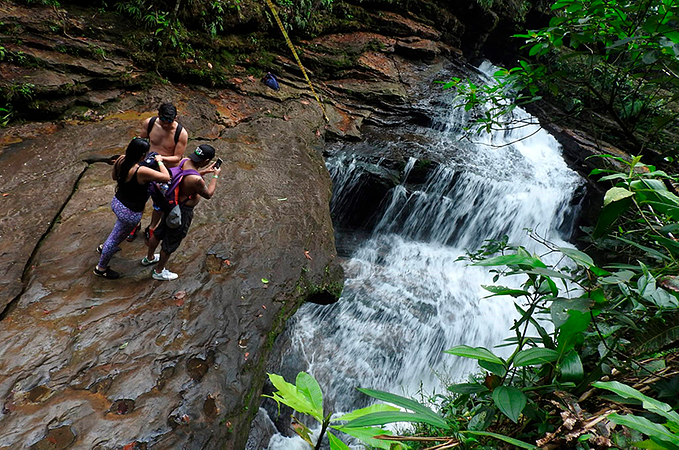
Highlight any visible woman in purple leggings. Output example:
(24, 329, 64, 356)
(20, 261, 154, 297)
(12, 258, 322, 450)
(94, 138, 170, 279)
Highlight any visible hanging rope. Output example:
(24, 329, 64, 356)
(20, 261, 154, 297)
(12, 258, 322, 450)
(264, 0, 329, 123)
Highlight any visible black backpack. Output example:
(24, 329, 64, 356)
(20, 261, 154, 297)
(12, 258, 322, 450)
(147, 116, 184, 144)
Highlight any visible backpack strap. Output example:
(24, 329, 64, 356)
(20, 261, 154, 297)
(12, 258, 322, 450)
(147, 116, 157, 136)
(174, 123, 183, 144)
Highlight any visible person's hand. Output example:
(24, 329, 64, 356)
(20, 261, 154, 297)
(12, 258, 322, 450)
(213, 166, 222, 177)
(199, 161, 217, 176)
(154, 154, 164, 163)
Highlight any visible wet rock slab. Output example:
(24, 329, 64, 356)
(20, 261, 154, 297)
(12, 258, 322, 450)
(0, 84, 342, 449)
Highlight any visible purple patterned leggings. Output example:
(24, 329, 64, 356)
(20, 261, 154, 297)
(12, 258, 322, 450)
(98, 197, 142, 268)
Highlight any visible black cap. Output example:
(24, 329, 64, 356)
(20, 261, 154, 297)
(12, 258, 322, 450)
(188, 144, 215, 162)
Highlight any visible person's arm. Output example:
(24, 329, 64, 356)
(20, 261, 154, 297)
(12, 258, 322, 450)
(112, 155, 124, 180)
(193, 165, 222, 199)
(198, 161, 216, 176)
(140, 117, 151, 138)
(137, 155, 171, 183)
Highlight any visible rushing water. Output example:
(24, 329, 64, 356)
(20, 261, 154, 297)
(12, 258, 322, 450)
(263, 63, 584, 449)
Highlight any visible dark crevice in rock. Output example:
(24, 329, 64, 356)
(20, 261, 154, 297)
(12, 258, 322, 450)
(0, 162, 89, 321)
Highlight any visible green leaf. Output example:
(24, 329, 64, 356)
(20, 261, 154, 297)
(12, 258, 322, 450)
(593, 187, 634, 238)
(492, 386, 527, 423)
(344, 410, 448, 429)
(444, 345, 506, 366)
(327, 431, 352, 450)
(513, 348, 560, 367)
(330, 426, 394, 450)
(632, 439, 674, 450)
(479, 359, 508, 377)
(550, 298, 593, 328)
(481, 285, 531, 298)
(615, 236, 672, 262)
(473, 254, 545, 268)
(524, 267, 572, 279)
(557, 310, 591, 354)
(558, 247, 595, 268)
(447, 383, 489, 394)
(606, 413, 679, 446)
(559, 351, 584, 382)
(333, 403, 400, 422)
(265, 372, 324, 422)
(355, 388, 448, 428)
(462, 430, 536, 449)
(296, 372, 323, 419)
(594, 381, 679, 424)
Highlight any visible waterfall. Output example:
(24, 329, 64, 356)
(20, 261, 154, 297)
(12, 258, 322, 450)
(263, 64, 584, 448)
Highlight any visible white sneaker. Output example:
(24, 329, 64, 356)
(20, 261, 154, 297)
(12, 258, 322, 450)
(141, 254, 160, 266)
(152, 268, 178, 281)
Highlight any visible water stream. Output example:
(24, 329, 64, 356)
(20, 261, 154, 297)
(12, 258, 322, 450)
(262, 63, 584, 449)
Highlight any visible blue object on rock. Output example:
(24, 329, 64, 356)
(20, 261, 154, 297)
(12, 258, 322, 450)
(262, 72, 280, 91)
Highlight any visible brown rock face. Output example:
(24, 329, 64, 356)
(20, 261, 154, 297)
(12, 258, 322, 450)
(0, 85, 343, 449)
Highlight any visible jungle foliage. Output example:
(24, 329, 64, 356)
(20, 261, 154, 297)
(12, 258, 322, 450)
(269, 158, 679, 449)
(447, 0, 679, 159)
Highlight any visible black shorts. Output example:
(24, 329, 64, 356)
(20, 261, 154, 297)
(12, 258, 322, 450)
(154, 205, 194, 254)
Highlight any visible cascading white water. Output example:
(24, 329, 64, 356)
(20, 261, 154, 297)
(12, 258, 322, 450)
(265, 63, 584, 449)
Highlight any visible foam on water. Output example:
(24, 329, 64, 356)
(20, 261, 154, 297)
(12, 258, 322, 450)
(265, 64, 584, 449)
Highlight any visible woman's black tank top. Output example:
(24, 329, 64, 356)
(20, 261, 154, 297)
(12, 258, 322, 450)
(115, 166, 149, 212)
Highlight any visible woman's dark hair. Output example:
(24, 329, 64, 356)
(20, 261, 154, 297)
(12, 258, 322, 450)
(116, 138, 149, 190)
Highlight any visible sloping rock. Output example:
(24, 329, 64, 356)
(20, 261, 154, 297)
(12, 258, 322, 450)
(0, 84, 342, 449)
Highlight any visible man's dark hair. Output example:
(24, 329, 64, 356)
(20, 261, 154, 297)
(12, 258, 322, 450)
(158, 103, 177, 121)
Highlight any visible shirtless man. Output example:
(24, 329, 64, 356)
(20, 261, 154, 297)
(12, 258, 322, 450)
(144, 144, 220, 281)
(127, 102, 189, 242)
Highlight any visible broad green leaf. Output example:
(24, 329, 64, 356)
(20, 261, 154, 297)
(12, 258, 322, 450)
(594, 381, 679, 424)
(479, 359, 508, 377)
(606, 413, 679, 446)
(296, 372, 323, 419)
(632, 439, 674, 450)
(559, 351, 584, 382)
(265, 373, 324, 422)
(593, 187, 634, 238)
(550, 298, 593, 328)
(473, 254, 545, 268)
(462, 430, 537, 449)
(558, 247, 595, 268)
(344, 410, 448, 429)
(525, 267, 572, 279)
(330, 426, 394, 450)
(444, 345, 506, 366)
(492, 386, 527, 423)
(604, 187, 635, 206)
(327, 431, 352, 450)
(481, 285, 531, 298)
(356, 388, 447, 428)
(557, 310, 591, 354)
(513, 348, 560, 367)
(447, 383, 489, 394)
(333, 403, 400, 422)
